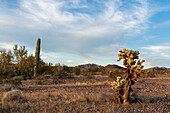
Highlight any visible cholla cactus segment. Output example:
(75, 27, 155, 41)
(120, 79, 125, 84)
(116, 76, 121, 82)
(111, 81, 117, 86)
(111, 77, 125, 90)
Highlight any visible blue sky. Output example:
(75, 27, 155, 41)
(0, 0, 170, 68)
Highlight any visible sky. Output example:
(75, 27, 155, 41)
(0, 0, 170, 68)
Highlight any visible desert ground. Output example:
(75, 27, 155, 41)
(0, 75, 170, 113)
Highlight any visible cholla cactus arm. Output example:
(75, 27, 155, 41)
(111, 77, 125, 103)
(111, 81, 117, 86)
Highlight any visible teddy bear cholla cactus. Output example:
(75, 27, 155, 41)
(117, 49, 144, 104)
(111, 77, 125, 103)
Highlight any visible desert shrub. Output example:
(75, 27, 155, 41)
(73, 67, 81, 75)
(44, 74, 52, 79)
(35, 76, 45, 85)
(82, 72, 94, 79)
(141, 71, 156, 78)
(0, 75, 6, 84)
(54, 71, 73, 79)
(35, 75, 65, 85)
(63, 65, 71, 73)
(2, 89, 22, 102)
(109, 69, 124, 80)
(52, 79, 65, 84)
(1, 84, 15, 91)
(86, 74, 93, 79)
(12, 76, 23, 81)
(147, 71, 156, 78)
(72, 92, 115, 104)
(2, 76, 22, 86)
(109, 70, 118, 80)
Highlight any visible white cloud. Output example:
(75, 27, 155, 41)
(0, 0, 155, 65)
(153, 20, 170, 28)
(66, 60, 73, 64)
(143, 61, 152, 69)
(84, 61, 94, 64)
(0, 42, 14, 50)
(41, 51, 58, 63)
(20, 0, 75, 23)
(141, 46, 170, 52)
(140, 45, 170, 68)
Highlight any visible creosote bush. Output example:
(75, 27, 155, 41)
(112, 49, 144, 104)
(2, 76, 22, 86)
(2, 89, 22, 102)
(109, 69, 124, 80)
(1, 84, 15, 91)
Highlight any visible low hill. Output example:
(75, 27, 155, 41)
(77, 63, 103, 69)
(145, 66, 170, 71)
(104, 64, 124, 71)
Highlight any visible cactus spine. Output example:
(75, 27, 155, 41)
(116, 49, 144, 104)
(34, 38, 41, 78)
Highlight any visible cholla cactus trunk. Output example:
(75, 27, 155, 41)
(34, 38, 41, 78)
(117, 89, 124, 103)
(124, 67, 132, 103)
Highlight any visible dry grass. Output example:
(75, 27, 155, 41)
(0, 78, 115, 113)
(0, 76, 169, 113)
(1, 84, 15, 91)
(2, 89, 23, 103)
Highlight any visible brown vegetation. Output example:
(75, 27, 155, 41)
(0, 74, 169, 113)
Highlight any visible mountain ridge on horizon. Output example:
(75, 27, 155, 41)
(76, 63, 170, 71)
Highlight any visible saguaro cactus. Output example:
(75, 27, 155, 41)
(34, 38, 41, 78)
(117, 49, 144, 104)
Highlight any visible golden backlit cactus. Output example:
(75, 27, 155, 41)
(117, 49, 144, 104)
(111, 77, 125, 103)
(111, 77, 125, 90)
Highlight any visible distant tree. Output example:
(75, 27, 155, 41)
(37, 59, 48, 75)
(48, 62, 53, 66)
(74, 67, 81, 75)
(0, 49, 13, 75)
(13, 45, 28, 76)
(63, 64, 70, 73)
(13, 45, 27, 63)
(22, 55, 35, 79)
